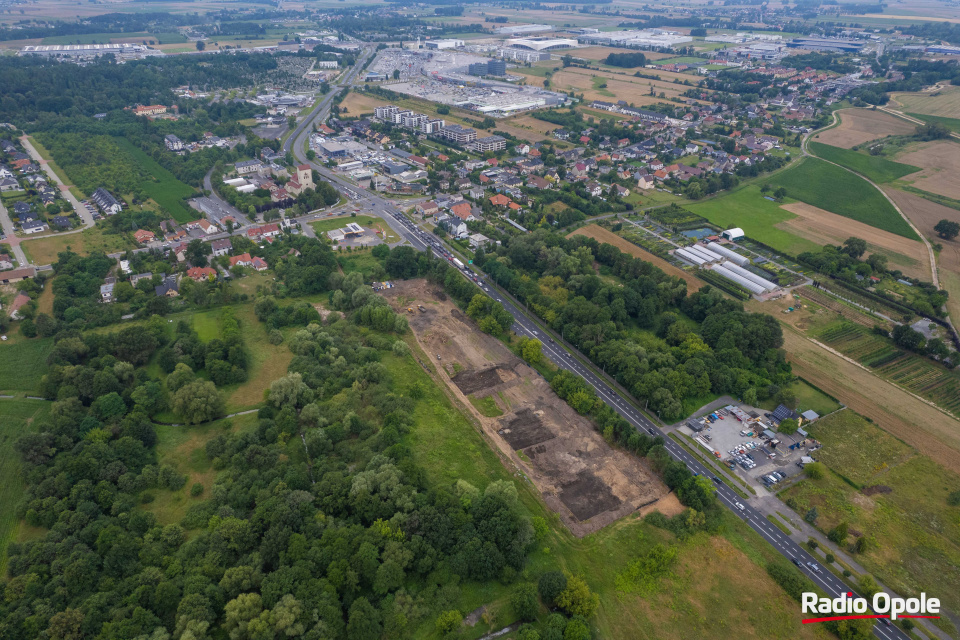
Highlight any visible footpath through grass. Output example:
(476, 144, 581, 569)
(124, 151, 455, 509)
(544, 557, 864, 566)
(768, 157, 919, 240)
(808, 141, 921, 184)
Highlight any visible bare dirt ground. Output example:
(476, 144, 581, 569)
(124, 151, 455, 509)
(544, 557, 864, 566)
(777, 202, 930, 280)
(339, 92, 392, 117)
(569, 225, 703, 293)
(896, 140, 960, 200)
(384, 279, 671, 536)
(813, 109, 916, 148)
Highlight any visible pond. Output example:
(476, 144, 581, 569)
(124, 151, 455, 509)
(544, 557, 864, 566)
(680, 227, 715, 240)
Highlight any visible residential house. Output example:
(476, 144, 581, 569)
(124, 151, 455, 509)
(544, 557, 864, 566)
(489, 194, 511, 207)
(186, 266, 217, 282)
(526, 175, 550, 189)
(416, 201, 440, 218)
(165, 135, 184, 151)
(92, 187, 123, 215)
(612, 184, 630, 198)
(247, 223, 281, 241)
(636, 174, 655, 190)
(235, 159, 264, 175)
(100, 281, 115, 302)
(7, 291, 31, 319)
(229, 253, 254, 268)
(450, 202, 475, 222)
(468, 233, 492, 250)
(155, 275, 180, 297)
(0, 177, 19, 192)
(21, 219, 48, 234)
(51, 215, 72, 229)
(134, 229, 156, 244)
(0, 254, 13, 270)
(585, 182, 603, 197)
(130, 272, 153, 286)
(211, 238, 233, 257)
(0, 266, 35, 284)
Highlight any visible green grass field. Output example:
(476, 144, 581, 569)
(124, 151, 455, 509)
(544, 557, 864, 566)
(41, 32, 186, 45)
(0, 339, 53, 393)
(768, 157, 919, 240)
(0, 400, 51, 574)
(113, 138, 197, 223)
(808, 142, 921, 184)
(759, 378, 842, 418)
(906, 112, 960, 134)
(468, 393, 503, 417)
(685, 184, 822, 256)
(781, 410, 960, 615)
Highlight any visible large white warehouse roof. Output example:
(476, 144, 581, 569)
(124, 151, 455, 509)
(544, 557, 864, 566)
(506, 37, 578, 51)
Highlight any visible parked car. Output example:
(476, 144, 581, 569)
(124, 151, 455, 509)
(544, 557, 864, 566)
(735, 502, 745, 511)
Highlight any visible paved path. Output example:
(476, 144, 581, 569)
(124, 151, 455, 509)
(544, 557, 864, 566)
(0, 197, 27, 267)
(19, 136, 95, 229)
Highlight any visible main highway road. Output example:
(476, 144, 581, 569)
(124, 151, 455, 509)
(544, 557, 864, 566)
(285, 49, 910, 640)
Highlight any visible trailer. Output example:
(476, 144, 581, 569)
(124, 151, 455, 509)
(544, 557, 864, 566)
(452, 258, 465, 269)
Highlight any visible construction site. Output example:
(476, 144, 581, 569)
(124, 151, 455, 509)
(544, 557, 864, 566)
(383, 279, 676, 536)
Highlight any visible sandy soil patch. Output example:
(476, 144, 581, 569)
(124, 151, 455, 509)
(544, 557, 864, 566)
(384, 279, 672, 537)
(338, 91, 392, 117)
(780, 326, 960, 475)
(813, 109, 916, 148)
(777, 202, 930, 280)
(569, 225, 703, 293)
(896, 140, 960, 200)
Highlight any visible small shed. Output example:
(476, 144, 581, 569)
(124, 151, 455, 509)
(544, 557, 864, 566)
(801, 410, 819, 422)
(762, 429, 777, 439)
(799, 456, 815, 465)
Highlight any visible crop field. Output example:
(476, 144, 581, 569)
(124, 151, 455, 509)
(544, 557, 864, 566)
(519, 66, 697, 104)
(0, 399, 51, 574)
(808, 142, 920, 184)
(813, 108, 916, 148)
(685, 184, 822, 256)
(768, 157, 918, 240)
(777, 202, 929, 280)
(894, 140, 960, 200)
(891, 86, 960, 119)
(113, 138, 197, 222)
(780, 409, 960, 615)
(798, 287, 886, 328)
(815, 321, 960, 416)
(40, 31, 186, 44)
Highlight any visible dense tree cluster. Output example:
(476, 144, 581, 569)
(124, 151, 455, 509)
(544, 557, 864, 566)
(5, 308, 542, 639)
(479, 231, 789, 420)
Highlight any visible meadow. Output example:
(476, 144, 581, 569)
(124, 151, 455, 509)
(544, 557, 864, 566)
(21, 224, 132, 265)
(808, 142, 921, 184)
(768, 157, 919, 240)
(684, 184, 823, 256)
(0, 338, 53, 393)
(780, 410, 960, 618)
(41, 31, 186, 44)
(113, 137, 198, 222)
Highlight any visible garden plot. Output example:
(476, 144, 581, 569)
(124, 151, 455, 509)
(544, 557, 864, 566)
(383, 279, 671, 536)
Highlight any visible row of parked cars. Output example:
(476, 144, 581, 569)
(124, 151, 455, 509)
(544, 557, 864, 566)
(762, 471, 787, 486)
(733, 452, 756, 470)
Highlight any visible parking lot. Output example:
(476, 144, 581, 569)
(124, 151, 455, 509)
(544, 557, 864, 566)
(678, 404, 816, 490)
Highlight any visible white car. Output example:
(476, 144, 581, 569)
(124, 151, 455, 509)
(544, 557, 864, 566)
(735, 502, 745, 511)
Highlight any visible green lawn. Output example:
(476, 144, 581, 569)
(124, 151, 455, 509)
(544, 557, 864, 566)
(113, 138, 198, 223)
(685, 184, 822, 256)
(767, 157, 919, 240)
(468, 393, 503, 417)
(42, 32, 186, 45)
(759, 378, 842, 418)
(0, 400, 51, 574)
(808, 142, 921, 184)
(780, 410, 960, 616)
(0, 339, 53, 393)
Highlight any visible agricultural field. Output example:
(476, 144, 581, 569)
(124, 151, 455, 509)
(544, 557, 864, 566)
(779, 409, 960, 616)
(813, 108, 917, 148)
(890, 85, 960, 120)
(685, 184, 823, 256)
(113, 137, 198, 222)
(807, 142, 921, 184)
(894, 140, 960, 200)
(0, 399, 51, 574)
(21, 223, 133, 265)
(519, 66, 697, 105)
(40, 31, 186, 44)
(777, 202, 930, 280)
(768, 157, 919, 240)
(815, 321, 960, 417)
(798, 287, 890, 329)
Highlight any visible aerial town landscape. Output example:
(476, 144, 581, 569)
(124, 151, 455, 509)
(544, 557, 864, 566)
(1, 0, 960, 638)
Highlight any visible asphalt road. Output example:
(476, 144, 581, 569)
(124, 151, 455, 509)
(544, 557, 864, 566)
(283, 45, 911, 640)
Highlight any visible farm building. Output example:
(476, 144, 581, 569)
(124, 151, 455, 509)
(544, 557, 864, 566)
(722, 228, 744, 241)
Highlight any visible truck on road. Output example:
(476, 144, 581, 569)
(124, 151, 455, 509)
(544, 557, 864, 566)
(452, 258, 465, 269)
